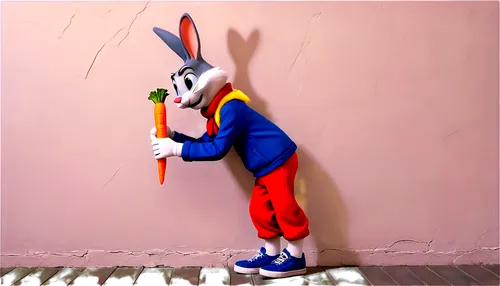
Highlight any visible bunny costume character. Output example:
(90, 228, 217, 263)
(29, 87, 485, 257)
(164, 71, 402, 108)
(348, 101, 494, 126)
(149, 13, 310, 278)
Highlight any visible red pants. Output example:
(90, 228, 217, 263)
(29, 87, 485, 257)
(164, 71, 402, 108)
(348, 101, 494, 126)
(249, 153, 310, 241)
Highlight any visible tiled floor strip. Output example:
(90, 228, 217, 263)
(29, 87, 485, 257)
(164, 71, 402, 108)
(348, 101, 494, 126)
(381, 266, 426, 285)
(458, 265, 500, 286)
(0, 265, 498, 285)
(406, 266, 452, 285)
(358, 266, 398, 285)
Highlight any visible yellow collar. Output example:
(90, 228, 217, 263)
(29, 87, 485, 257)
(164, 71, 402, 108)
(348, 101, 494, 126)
(214, 89, 250, 127)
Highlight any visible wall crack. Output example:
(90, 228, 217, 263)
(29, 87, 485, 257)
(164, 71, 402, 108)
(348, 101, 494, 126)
(3, 246, 498, 267)
(117, 1, 150, 47)
(58, 13, 76, 40)
(286, 11, 322, 76)
(101, 161, 128, 189)
(85, 27, 124, 79)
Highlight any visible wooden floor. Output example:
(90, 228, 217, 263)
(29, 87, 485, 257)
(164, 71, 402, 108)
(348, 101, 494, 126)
(1, 265, 499, 285)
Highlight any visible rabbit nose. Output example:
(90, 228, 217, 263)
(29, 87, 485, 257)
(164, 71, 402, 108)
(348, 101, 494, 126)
(174, 96, 182, 103)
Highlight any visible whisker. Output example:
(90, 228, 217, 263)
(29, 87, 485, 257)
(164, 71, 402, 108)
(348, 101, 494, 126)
(192, 83, 201, 93)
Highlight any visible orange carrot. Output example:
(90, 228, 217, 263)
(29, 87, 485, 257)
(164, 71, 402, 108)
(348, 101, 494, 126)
(148, 88, 169, 185)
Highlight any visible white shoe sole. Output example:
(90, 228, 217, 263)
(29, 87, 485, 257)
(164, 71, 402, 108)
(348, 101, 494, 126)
(259, 268, 307, 278)
(234, 264, 260, 274)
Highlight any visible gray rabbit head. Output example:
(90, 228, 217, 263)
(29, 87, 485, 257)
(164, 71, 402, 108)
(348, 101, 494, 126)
(153, 13, 228, 110)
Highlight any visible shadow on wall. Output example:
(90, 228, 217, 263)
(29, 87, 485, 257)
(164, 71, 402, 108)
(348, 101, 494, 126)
(225, 28, 359, 266)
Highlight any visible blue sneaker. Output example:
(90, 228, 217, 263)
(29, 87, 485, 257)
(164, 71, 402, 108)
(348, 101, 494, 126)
(234, 247, 279, 274)
(259, 248, 307, 278)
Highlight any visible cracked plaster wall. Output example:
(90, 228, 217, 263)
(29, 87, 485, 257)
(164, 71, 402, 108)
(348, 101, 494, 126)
(1, 1, 498, 267)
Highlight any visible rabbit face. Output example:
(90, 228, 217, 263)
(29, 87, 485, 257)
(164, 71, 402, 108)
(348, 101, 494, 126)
(170, 60, 228, 110)
(153, 13, 228, 110)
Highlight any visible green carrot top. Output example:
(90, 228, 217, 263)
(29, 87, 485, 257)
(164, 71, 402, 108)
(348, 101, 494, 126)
(148, 88, 169, 104)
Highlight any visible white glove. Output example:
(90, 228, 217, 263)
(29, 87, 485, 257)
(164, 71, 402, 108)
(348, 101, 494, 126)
(150, 127, 183, 159)
(150, 126, 174, 139)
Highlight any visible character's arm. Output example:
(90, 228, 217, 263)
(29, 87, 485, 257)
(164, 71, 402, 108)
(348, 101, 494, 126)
(180, 101, 244, 161)
(172, 131, 210, 143)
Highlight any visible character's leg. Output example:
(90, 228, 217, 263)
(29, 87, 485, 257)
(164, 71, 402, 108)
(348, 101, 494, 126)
(233, 181, 282, 274)
(249, 179, 283, 241)
(258, 153, 310, 278)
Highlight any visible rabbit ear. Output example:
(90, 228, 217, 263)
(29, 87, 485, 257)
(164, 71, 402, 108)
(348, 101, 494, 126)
(179, 13, 202, 60)
(153, 27, 188, 62)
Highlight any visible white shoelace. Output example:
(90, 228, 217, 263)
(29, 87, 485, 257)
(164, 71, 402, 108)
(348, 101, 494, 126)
(248, 252, 264, 262)
(272, 252, 289, 265)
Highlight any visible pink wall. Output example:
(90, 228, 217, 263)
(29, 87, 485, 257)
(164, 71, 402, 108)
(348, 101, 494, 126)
(1, 1, 498, 267)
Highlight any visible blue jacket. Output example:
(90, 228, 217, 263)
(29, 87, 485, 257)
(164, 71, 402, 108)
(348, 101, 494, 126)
(172, 100, 297, 178)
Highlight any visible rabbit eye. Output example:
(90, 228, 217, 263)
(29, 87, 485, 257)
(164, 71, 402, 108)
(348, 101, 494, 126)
(184, 73, 197, 90)
(185, 78, 192, 90)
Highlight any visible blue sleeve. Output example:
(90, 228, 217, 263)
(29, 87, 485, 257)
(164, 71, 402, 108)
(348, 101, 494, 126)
(181, 101, 244, 161)
(173, 131, 210, 143)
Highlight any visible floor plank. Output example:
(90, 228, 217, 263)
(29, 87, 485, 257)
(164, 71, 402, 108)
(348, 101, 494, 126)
(323, 267, 369, 285)
(169, 267, 201, 286)
(101, 267, 143, 286)
(1, 268, 36, 285)
(229, 268, 253, 286)
(407, 266, 451, 286)
(134, 267, 173, 286)
(301, 267, 336, 285)
(252, 274, 309, 286)
(2, 265, 498, 286)
(199, 267, 230, 286)
(381, 266, 425, 285)
(0, 267, 16, 277)
(358, 266, 398, 285)
(457, 265, 500, 286)
(251, 272, 269, 285)
(0, 267, 16, 285)
(42, 268, 85, 286)
(69, 267, 116, 286)
(482, 264, 500, 277)
(13, 267, 61, 285)
(428, 265, 481, 286)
